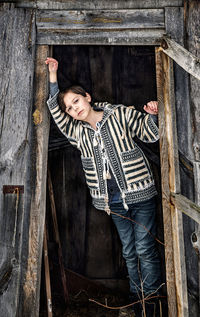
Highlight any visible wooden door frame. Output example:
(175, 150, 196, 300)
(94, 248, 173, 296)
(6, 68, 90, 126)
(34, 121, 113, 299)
(23, 6, 200, 317)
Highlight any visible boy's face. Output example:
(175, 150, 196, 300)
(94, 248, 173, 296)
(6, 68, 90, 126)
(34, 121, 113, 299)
(64, 91, 92, 121)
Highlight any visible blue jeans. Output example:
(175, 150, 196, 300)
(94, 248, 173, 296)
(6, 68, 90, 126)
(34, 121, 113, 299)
(109, 194, 161, 296)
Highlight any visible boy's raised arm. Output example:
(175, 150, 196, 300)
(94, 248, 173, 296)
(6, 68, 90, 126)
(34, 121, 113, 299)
(45, 57, 58, 83)
(45, 57, 59, 97)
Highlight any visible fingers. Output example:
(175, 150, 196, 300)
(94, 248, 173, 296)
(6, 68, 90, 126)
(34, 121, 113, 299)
(45, 57, 58, 65)
(143, 101, 158, 114)
(147, 101, 158, 113)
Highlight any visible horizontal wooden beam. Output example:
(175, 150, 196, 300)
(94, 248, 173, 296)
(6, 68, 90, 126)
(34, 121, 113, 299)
(36, 29, 164, 45)
(162, 36, 200, 81)
(36, 9, 164, 30)
(171, 193, 200, 224)
(15, 0, 184, 10)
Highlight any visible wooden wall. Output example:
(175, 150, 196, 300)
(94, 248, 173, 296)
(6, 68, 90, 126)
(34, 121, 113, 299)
(178, 2, 200, 315)
(0, 3, 36, 316)
(0, 1, 199, 316)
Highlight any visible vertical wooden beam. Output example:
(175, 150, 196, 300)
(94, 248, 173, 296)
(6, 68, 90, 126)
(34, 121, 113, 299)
(155, 48, 189, 317)
(155, 48, 177, 317)
(43, 223, 53, 317)
(23, 45, 50, 317)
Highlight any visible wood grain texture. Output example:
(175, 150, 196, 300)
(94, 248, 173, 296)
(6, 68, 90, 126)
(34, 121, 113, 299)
(155, 48, 177, 317)
(162, 36, 200, 81)
(171, 193, 200, 224)
(156, 48, 188, 317)
(165, 7, 193, 162)
(186, 2, 200, 162)
(36, 8, 165, 46)
(36, 29, 164, 46)
(36, 9, 164, 30)
(165, 6, 200, 317)
(193, 162, 200, 206)
(22, 45, 50, 317)
(15, 0, 184, 10)
(43, 224, 53, 317)
(0, 4, 36, 316)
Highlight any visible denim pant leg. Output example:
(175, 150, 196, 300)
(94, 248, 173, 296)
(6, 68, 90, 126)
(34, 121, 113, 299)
(110, 196, 161, 296)
(110, 201, 141, 295)
(130, 197, 161, 295)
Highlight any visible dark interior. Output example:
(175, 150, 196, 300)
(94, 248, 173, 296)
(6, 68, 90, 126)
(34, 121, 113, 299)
(40, 46, 166, 316)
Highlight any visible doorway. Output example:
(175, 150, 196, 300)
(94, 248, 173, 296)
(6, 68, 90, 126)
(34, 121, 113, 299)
(40, 45, 165, 316)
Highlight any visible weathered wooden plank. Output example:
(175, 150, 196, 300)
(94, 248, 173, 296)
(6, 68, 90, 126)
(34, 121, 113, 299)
(43, 224, 53, 317)
(171, 193, 200, 225)
(156, 48, 189, 317)
(161, 36, 200, 81)
(162, 51, 188, 317)
(22, 45, 50, 317)
(165, 7, 184, 44)
(186, 3, 200, 162)
(0, 3, 36, 317)
(165, 7, 193, 162)
(159, 38, 189, 317)
(193, 162, 200, 206)
(36, 9, 164, 30)
(15, 0, 184, 10)
(185, 4, 200, 316)
(165, 6, 199, 317)
(37, 29, 164, 45)
(155, 48, 177, 317)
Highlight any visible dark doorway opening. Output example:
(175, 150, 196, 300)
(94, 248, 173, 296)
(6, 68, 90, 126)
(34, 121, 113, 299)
(40, 46, 165, 316)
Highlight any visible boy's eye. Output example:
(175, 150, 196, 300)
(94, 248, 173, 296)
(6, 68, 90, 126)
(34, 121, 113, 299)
(67, 106, 72, 112)
(74, 99, 78, 104)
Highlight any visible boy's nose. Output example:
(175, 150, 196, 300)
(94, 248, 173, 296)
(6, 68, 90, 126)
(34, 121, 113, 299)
(73, 104, 79, 111)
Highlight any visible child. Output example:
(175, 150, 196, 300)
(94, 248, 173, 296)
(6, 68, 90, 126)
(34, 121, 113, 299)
(45, 57, 161, 317)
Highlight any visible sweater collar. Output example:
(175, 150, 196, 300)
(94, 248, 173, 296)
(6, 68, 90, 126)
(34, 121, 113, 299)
(81, 102, 113, 130)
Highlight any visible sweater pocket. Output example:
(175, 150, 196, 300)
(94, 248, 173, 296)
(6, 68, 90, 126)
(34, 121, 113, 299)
(121, 147, 151, 186)
(81, 156, 99, 190)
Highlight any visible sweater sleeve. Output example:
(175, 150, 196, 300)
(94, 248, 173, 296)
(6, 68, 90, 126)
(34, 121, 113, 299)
(47, 82, 78, 146)
(49, 82, 59, 97)
(124, 106, 159, 143)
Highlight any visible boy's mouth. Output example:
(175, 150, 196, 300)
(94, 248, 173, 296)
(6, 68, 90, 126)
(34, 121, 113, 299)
(78, 110, 84, 116)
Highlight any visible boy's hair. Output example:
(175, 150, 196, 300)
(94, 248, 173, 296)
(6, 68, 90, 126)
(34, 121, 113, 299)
(58, 85, 87, 112)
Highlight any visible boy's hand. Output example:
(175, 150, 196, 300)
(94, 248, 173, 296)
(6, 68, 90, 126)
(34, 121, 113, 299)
(45, 57, 58, 73)
(143, 101, 158, 115)
(45, 57, 58, 83)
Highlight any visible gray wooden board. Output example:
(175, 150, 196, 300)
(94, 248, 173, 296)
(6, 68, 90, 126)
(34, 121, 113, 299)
(15, 0, 184, 10)
(165, 5, 200, 317)
(155, 49, 178, 317)
(0, 4, 36, 317)
(36, 9, 165, 30)
(186, 4, 200, 316)
(21, 45, 50, 317)
(171, 193, 200, 225)
(36, 29, 165, 45)
(186, 3, 200, 161)
(162, 36, 200, 81)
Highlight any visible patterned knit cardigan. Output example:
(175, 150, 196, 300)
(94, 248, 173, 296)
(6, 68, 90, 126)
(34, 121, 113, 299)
(47, 90, 159, 213)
